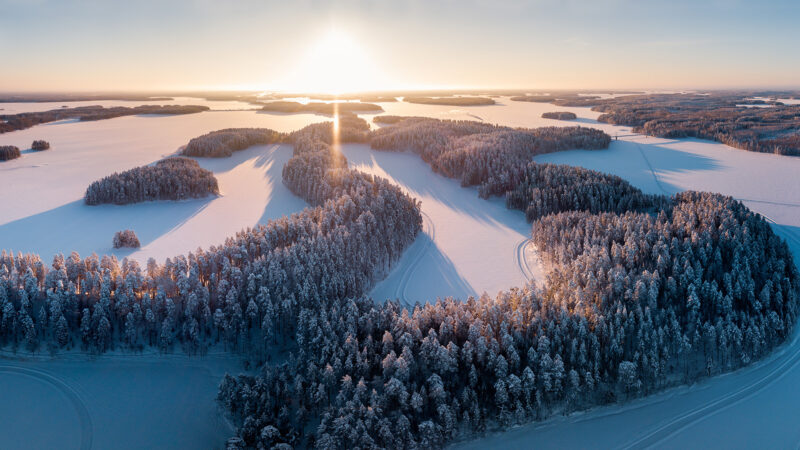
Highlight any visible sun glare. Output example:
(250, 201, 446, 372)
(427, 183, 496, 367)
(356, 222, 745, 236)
(282, 29, 386, 94)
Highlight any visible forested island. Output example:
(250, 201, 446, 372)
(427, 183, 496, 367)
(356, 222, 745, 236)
(590, 93, 800, 155)
(260, 101, 383, 115)
(0, 114, 797, 449)
(541, 111, 577, 120)
(0, 104, 210, 134)
(84, 157, 219, 205)
(31, 140, 50, 151)
(403, 96, 496, 106)
(182, 128, 284, 157)
(0, 145, 21, 161)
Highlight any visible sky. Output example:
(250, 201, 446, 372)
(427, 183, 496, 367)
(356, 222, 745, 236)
(1, 0, 799, 92)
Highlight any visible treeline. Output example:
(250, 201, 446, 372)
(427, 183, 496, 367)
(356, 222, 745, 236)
(0, 105, 210, 134)
(370, 117, 610, 197)
(403, 97, 496, 106)
(0, 145, 21, 161)
(84, 157, 219, 205)
(182, 128, 285, 157)
(260, 101, 383, 115)
(591, 93, 800, 156)
(542, 111, 577, 120)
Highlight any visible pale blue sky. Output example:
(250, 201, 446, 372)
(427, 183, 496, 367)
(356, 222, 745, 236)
(1, 0, 798, 91)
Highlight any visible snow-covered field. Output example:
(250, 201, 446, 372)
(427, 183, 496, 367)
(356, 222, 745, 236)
(0, 111, 322, 263)
(340, 144, 545, 304)
(0, 353, 240, 450)
(4, 97, 800, 448)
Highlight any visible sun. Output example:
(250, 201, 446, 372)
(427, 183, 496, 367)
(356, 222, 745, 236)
(281, 29, 386, 94)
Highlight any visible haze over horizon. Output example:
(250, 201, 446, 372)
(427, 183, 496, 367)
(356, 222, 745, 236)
(2, 0, 799, 93)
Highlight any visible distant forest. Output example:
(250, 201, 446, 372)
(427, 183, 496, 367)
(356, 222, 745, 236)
(0, 112, 797, 449)
(591, 94, 800, 156)
(84, 157, 219, 205)
(403, 96, 496, 106)
(512, 92, 800, 156)
(260, 101, 383, 115)
(541, 111, 577, 120)
(0, 104, 209, 134)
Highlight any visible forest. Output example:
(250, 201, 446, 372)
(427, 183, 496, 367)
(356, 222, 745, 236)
(541, 111, 577, 120)
(83, 157, 219, 205)
(590, 93, 800, 156)
(403, 97, 496, 106)
(260, 101, 384, 115)
(0, 145, 21, 161)
(0, 114, 797, 449)
(182, 128, 285, 157)
(0, 104, 210, 134)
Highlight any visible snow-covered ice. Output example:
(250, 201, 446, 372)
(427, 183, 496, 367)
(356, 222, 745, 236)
(340, 144, 545, 304)
(0, 353, 240, 450)
(0, 111, 322, 263)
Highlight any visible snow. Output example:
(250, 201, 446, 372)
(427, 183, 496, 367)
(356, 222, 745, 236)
(4, 98, 800, 447)
(454, 129, 800, 450)
(0, 353, 240, 450)
(0, 96, 259, 114)
(339, 144, 545, 304)
(0, 111, 321, 264)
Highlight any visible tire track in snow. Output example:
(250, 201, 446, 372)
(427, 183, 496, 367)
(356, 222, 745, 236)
(621, 137, 800, 448)
(515, 238, 536, 284)
(623, 329, 800, 449)
(0, 364, 93, 450)
(393, 211, 435, 308)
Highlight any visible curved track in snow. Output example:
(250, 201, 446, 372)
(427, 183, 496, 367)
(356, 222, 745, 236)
(621, 328, 800, 448)
(0, 364, 93, 450)
(394, 210, 435, 307)
(515, 238, 536, 284)
(620, 137, 800, 448)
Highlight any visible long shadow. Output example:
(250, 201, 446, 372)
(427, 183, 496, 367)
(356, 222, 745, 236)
(340, 144, 531, 234)
(370, 236, 475, 304)
(0, 197, 214, 262)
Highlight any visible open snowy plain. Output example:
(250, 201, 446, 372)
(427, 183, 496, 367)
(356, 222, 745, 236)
(3, 96, 800, 448)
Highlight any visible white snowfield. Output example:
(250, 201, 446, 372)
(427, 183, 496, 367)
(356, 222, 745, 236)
(340, 144, 545, 305)
(0, 111, 320, 263)
(0, 352, 240, 450)
(3, 97, 800, 448)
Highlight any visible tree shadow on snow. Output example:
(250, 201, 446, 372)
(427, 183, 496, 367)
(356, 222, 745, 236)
(340, 144, 531, 235)
(0, 195, 214, 263)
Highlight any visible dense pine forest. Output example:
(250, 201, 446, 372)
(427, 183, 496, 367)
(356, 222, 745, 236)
(84, 157, 219, 205)
(0, 114, 797, 449)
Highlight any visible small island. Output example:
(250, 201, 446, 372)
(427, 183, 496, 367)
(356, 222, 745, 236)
(260, 101, 383, 115)
(403, 96, 495, 106)
(542, 111, 577, 120)
(113, 229, 141, 248)
(0, 145, 21, 161)
(84, 157, 219, 205)
(31, 140, 51, 151)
